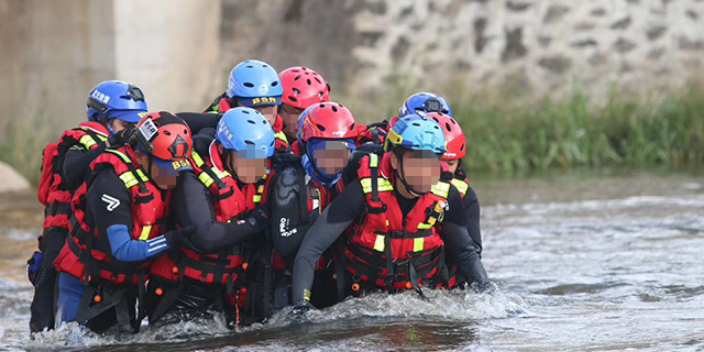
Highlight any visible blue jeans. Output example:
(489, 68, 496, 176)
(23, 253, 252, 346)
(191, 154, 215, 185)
(55, 273, 85, 327)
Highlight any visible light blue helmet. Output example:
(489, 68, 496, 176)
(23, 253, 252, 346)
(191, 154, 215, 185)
(226, 60, 283, 107)
(384, 113, 446, 154)
(398, 92, 452, 118)
(86, 80, 148, 122)
(216, 107, 276, 158)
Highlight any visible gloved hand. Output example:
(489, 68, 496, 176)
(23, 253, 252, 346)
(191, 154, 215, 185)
(245, 206, 269, 233)
(163, 226, 197, 249)
(107, 125, 136, 148)
(27, 251, 43, 285)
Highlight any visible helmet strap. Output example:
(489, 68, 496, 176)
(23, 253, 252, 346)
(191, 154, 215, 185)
(99, 114, 116, 135)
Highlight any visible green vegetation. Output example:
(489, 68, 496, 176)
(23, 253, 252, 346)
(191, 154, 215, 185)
(453, 88, 704, 174)
(1, 87, 703, 186)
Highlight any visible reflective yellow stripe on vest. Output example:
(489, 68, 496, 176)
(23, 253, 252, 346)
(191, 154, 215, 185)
(373, 234, 385, 252)
(118, 169, 149, 188)
(450, 179, 469, 197)
(430, 181, 450, 198)
(368, 153, 379, 168)
(274, 131, 288, 145)
(413, 238, 424, 252)
(105, 150, 149, 188)
(78, 133, 107, 150)
(138, 225, 152, 241)
(360, 177, 394, 194)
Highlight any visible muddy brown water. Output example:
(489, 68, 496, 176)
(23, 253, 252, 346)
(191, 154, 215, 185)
(1, 169, 703, 351)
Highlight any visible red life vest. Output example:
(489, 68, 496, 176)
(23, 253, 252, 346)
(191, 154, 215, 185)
(54, 146, 168, 285)
(37, 122, 109, 234)
(344, 152, 450, 291)
(150, 141, 268, 288)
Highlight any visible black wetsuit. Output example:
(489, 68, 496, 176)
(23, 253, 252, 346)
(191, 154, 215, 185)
(291, 177, 490, 305)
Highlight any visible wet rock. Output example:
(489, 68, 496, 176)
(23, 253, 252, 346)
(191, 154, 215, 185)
(0, 162, 30, 194)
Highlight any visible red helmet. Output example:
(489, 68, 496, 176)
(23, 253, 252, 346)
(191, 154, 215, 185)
(134, 111, 193, 171)
(279, 66, 330, 110)
(428, 112, 466, 160)
(299, 102, 357, 143)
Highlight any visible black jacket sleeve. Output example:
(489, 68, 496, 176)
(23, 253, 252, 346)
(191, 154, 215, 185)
(63, 144, 107, 184)
(462, 184, 482, 255)
(442, 188, 490, 288)
(292, 179, 365, 304)
(173, 171, 258, 253)
(176, 112, 222, 135)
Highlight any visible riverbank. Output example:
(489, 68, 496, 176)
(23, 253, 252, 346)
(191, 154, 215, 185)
(2, 87, 703, 185)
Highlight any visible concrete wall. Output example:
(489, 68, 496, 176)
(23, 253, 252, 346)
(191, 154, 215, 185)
(0, 0, 115, 135)
(113, 0, 222, 113)
(2, 0, 703, 141)
(215, 0, 704, 100)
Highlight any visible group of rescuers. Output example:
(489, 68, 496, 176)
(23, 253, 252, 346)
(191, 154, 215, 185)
(27, 59, 490, 335)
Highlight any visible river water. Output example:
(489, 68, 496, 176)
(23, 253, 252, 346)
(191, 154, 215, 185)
(1, 169, 703, 352)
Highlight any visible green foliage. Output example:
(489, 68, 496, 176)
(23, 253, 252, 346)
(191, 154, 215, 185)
(451, 89, 704, 174)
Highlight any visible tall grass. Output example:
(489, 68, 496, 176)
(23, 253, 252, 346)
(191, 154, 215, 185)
(450, 88, 704, 174)
(1, 86, 703, 186)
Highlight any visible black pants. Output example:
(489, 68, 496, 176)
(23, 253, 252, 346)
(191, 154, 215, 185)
(145, 278, 246, 329)
(29, 228, 67, 333)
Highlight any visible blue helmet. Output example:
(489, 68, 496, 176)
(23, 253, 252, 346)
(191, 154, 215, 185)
(216, 107, 276, 158)
(86, 80, 148, 122)
(226, 60, 283, 107)
(398, 92, 452, 117)
(384, 113, 446, 154)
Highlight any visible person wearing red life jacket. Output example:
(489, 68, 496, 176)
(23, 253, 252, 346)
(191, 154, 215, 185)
(291, 114, 490, 311)
(427, 112, 483, 288)
(53, 112, 195, 334)
(247, 102, 357, 320)
(278, 66, 330, 143)
(204, 59, 288, 152)
(354, 91, 453, 147)
(145, 107, 275, 329)
(29, 80, 147, 334)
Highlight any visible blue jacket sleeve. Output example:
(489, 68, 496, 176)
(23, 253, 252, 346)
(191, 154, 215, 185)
(106, 225, 170, 262)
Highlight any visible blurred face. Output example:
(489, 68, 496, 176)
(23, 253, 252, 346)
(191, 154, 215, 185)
(280, 103, 304, 139)
(136, 152, 181, 190)
(253, 105, 278, 126)
(312, 142, 352, 175)
(109, 118, 134, 133)
(225, 149, 268, 184)
(444, 158, 459, 174)
(391, 150, 442, 197)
